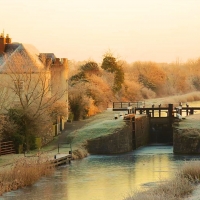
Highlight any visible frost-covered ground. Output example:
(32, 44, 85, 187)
(186, 185, 200, 200)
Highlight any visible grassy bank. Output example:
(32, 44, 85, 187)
(124, 160, 200, 200)
(0, 155, 54, 195)
(66, 110, 126, 159)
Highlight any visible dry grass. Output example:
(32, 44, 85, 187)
(180, 160, 200, 183)
(124, 161, 200, 200)
(72, 147, 88, 159)
(145, 91, 200, 107)
(0, 155, 54, 195)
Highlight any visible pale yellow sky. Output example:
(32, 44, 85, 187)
(1, 0, 200, 63)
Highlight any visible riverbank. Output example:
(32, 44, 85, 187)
(0, 109, 130, 197)
(56, 109, 130, 159)
(173, 113, 200, 154)
(124, 160, 200, 200)
(0, 156, 54, 195)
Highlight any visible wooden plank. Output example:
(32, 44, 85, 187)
(51, 154, 72, 167)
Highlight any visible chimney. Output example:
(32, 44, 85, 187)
(0, 32, 6, 54)
(55, 58, 60, 64)
(6, 34, 11, 44)
(0, 33, 12, 54)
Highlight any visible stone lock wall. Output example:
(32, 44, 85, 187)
(86, 121, 132, 154)
(86, 115, 149, 154)
(173, 127, 200, 154)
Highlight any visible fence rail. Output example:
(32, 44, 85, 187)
(0, 141, 15, 156)
(113, 101, 144, 111)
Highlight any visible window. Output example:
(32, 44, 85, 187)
(14, 80, 24, 91)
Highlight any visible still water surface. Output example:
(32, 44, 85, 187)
(2, 145, 200, 200)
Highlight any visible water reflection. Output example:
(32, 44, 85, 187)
(2, 145, 200, 200)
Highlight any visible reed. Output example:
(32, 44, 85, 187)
(180, 160, 200, 183)
(0, 155, 54, 195)
(72, 147, 88, 159)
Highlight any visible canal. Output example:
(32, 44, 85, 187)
(2, 145, 200, 200)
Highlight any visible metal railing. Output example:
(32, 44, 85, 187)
(57, 142, 72, 155)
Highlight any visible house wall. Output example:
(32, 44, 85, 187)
(51, 58, 69, 120)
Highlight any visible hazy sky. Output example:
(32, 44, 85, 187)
(1, 0, 200, 63)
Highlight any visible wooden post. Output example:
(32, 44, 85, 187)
(180, 108, 182, 116)
(152, 104, 154, 117)
(178, 102, 182, 116)
(58, 143, 60, 153)
(168, 104, 173, 118)
(159, 104, 161, 117)
(186, 104, 189, 116)
(146, 109, 150, 117)
(132, 116, 136, 150)
(168, 104, 174, 142)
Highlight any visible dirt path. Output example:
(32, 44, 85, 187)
(45, 109, 117, 149)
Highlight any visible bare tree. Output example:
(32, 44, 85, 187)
(0, 50, 68, 150)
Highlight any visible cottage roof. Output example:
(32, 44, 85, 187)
(0, 43, 46, 73)
(39, 53, 56, 61)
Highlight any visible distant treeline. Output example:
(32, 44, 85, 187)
(68, 53, 200, 120)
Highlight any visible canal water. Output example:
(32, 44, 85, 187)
(2, 145, 200, 200)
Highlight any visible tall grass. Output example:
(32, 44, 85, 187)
(180, 160, 200, 183)
(0, 155, 54, 195)
(124, 160, 200, 200)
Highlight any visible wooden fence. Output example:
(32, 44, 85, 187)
(0, 141, 15, 156)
